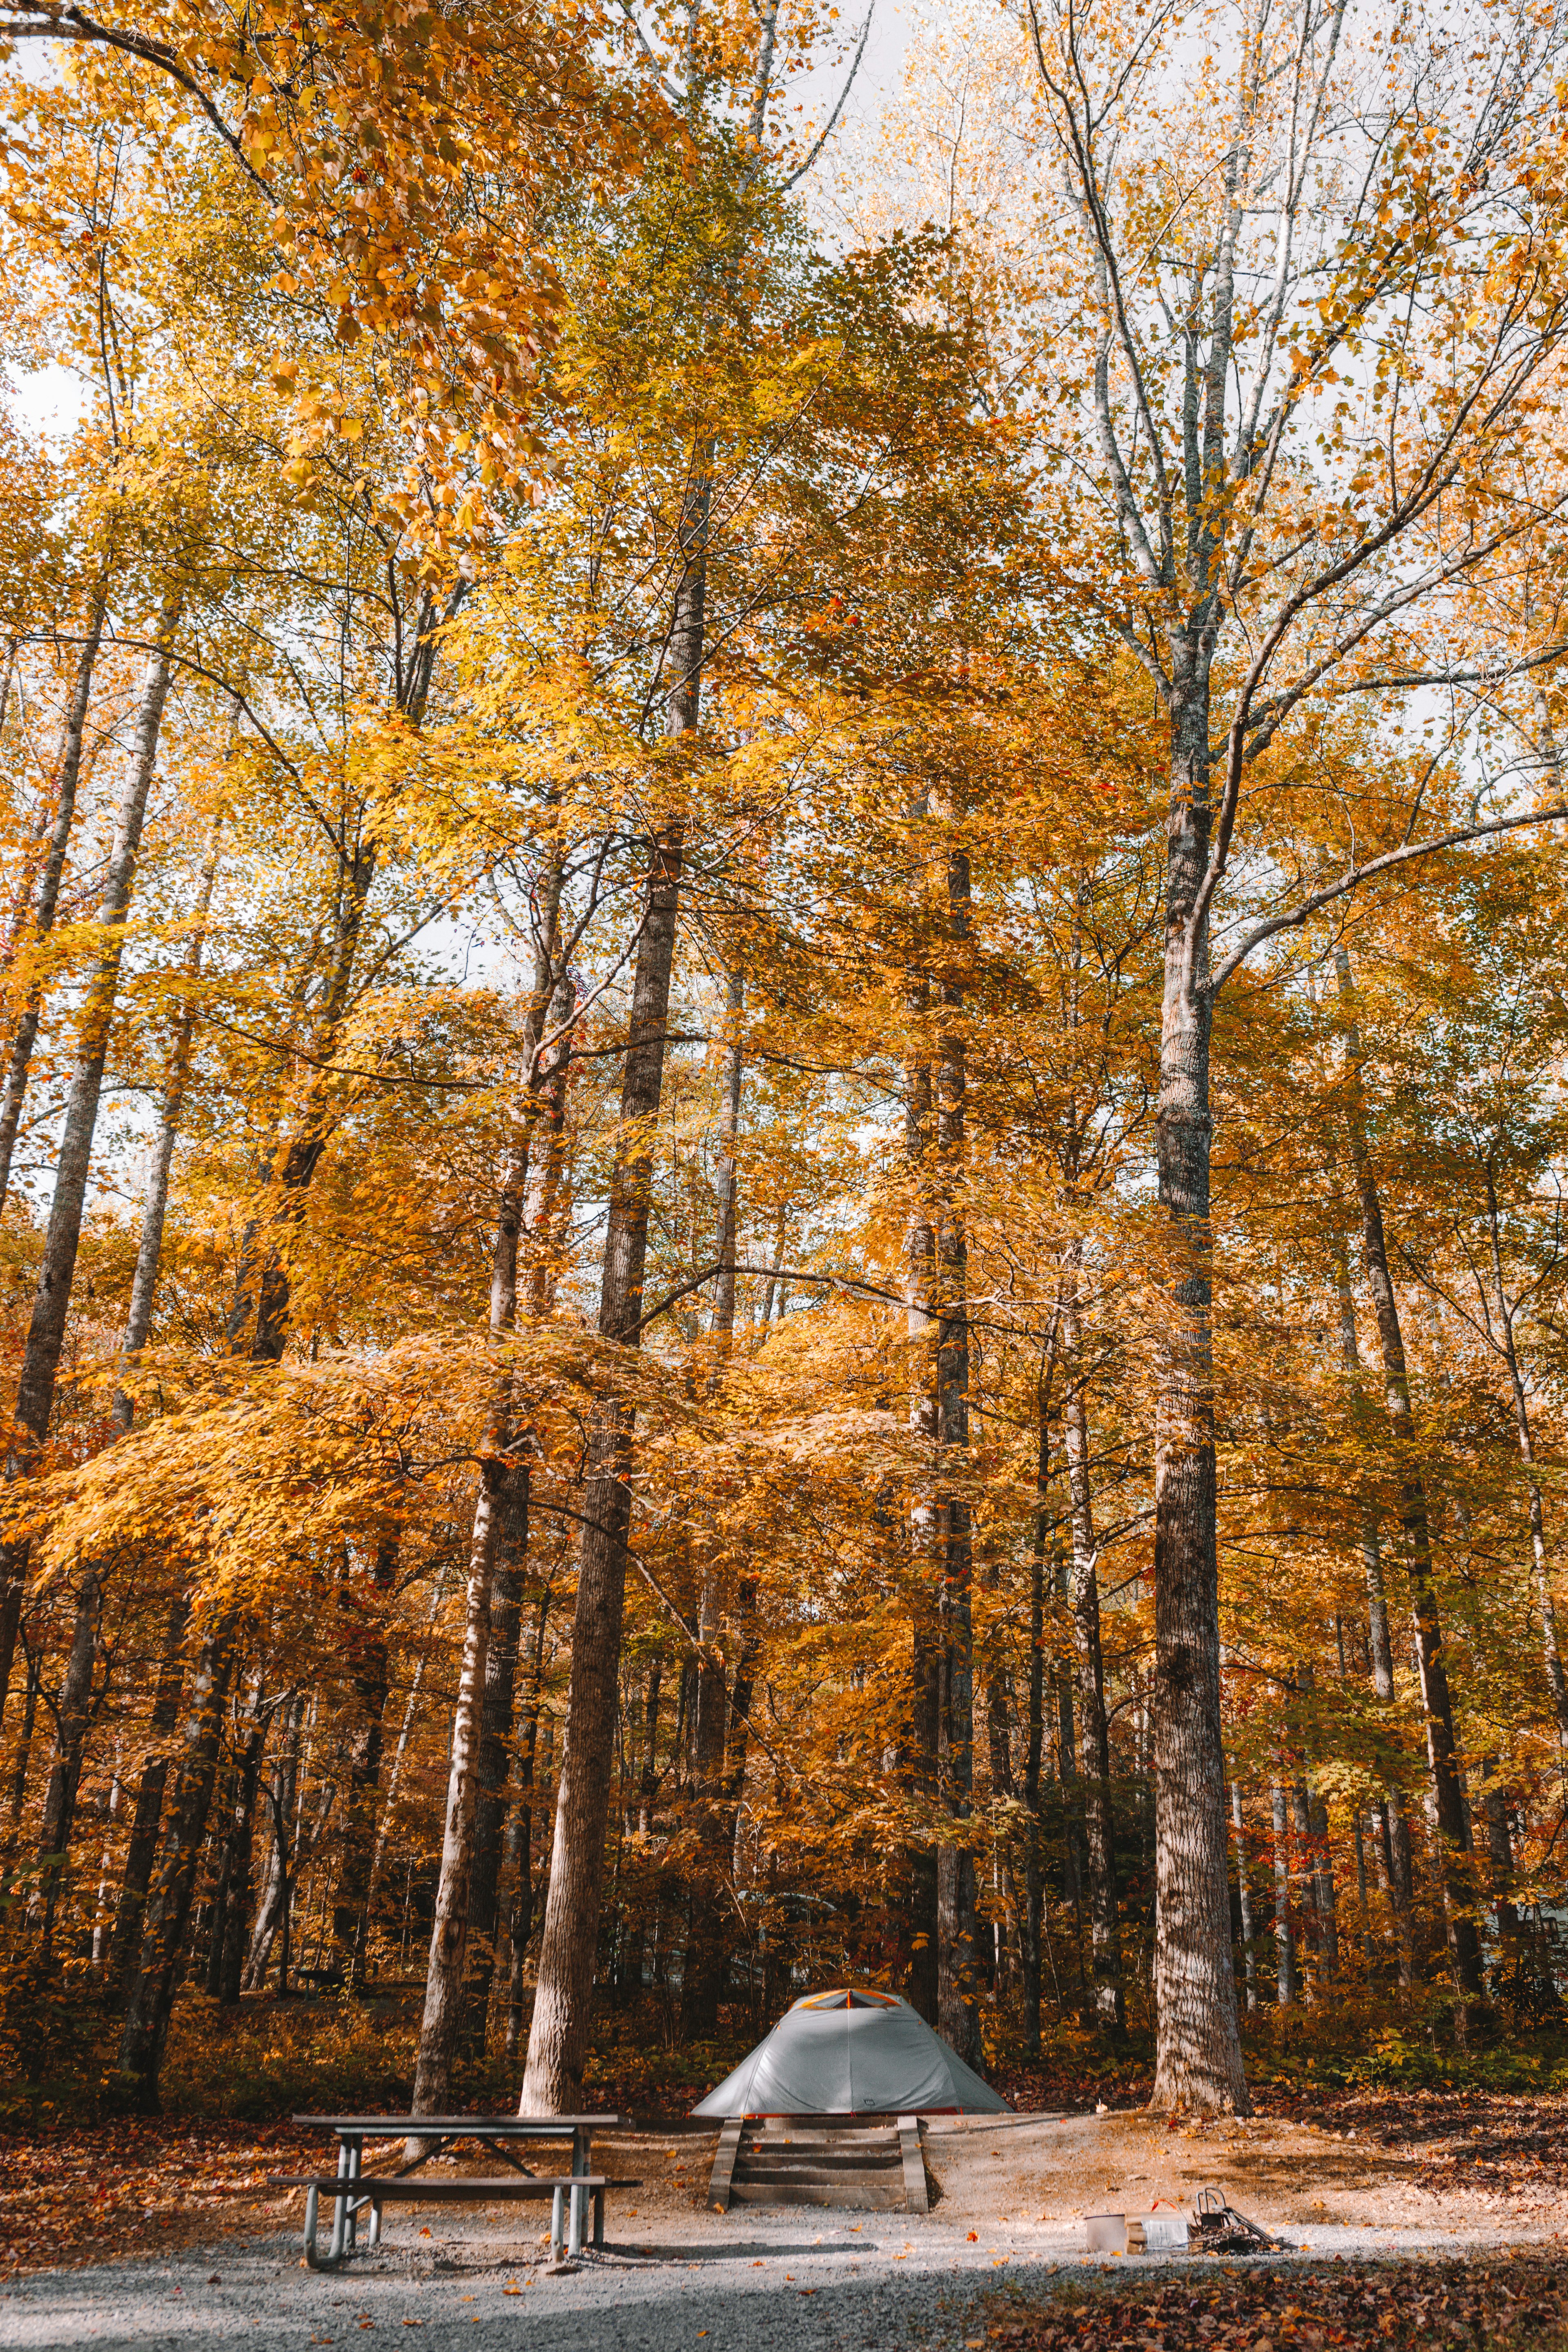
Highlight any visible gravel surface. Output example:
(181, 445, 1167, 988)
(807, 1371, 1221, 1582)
(1, 2206, 1555, 2352)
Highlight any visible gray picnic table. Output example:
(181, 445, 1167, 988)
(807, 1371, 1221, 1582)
(280, 2112, 632, 2271)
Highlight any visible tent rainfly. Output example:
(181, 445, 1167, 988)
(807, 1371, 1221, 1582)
(691, 1988, 1011, 2117)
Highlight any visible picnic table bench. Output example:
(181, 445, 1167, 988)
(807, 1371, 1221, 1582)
(272, 2113, 634, 2272)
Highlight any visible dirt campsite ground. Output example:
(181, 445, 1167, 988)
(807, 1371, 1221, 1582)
(2, 2091, 1565, 2352)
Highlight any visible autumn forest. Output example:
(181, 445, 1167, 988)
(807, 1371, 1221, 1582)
(1, 0, 1567, 2140)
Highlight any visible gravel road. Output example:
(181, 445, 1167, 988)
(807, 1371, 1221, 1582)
(1, 2206, 1553, 2352)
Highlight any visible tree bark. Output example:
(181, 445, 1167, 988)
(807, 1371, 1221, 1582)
(413, 832, 566, 2112)
(1331, 1240, 1415, 1977)
(112, 817, 221, 1428)
(518, 823, 684, 2110)
(1149, 653, 1249, 2111)
(684, 965, 745, 2038)
(504, 1571, 554, 2057)
(0, 594, 177, 1730)
(1271, 1781, 1296, 2005)
(330, 1539, 396, 1986)
(1021, 1363, 1055, 2054)
(1063, 1306, 1124, 2031)
(904, 1022, 941, 2028)
(934, 833, 981, 2069)
(214, 1714, 267, 2005)
(461, 1468, 528, 2051)
(0, 583, 107, 1227)
(1334, 948, 1484, 2005)
(106, 1590, 190, 2007)
(115, 1622, 234, 2109)
(1230, 1782, 1258, 2013)
(37, 809, 218, 1905)
(245, 1690, 304, 1990)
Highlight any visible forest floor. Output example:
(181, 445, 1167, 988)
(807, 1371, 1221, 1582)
(2, 2094, 1566, 2350)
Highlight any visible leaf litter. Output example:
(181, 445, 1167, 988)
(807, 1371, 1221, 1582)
(990, 2256, 1568, 2352)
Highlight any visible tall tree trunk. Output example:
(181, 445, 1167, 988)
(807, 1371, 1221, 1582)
(684, 965, 745, 2038)
(115, 1623, 234, 2109)
(0, 594, 178, 1731)
(1331, 1240, 1415, 1977)
(1063, 1303, 1124, 2031)
(504, 1571, 555, 2057)
(106, 1591, 190, 2006)
(1149, 648, 1249, 2112)
(414, 842, 566, 2115)
(518, 822, 684, 2109)
(519, 494, 696, 2107)
(330, 1539, 396, 1986)
(904, 1029, 941, 2028)
(934, 833, 981, 2069)
(0, 584, 107, 1228)
(1021, 1378, 1049, 2054)
(462, 1467, 528, 2051)
(37, 808, 219, 1905)
(1334, 948, 1484, 2005)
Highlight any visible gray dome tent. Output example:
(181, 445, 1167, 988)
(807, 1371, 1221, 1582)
(691, 1988, 1010, 2116)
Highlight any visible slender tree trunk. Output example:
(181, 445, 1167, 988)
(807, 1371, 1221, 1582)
(1271, 1782, 1296, 2006)
(410, 1481, 499, 2118)
(904, 1026, 941, 2029)
(1331, 1244, 1416, 1980)
(105, 1592, 190, 2005)
(0, 595, 178, 1731)
(37, 811, 218, 1902)
(1334, 948, 1484, 2005)
(519, 824, 685, 2110)
(934, 834, 981, 2069)
(2, 1633, 41, 1881)
(246, 1692, 304, 1990)
(1289, 1780, 1319, 2000)
(112, 817, 222, 1428)
(462, 1467, 528, 2051)
(1230, 1782, 1258, 2014)
(116, 1623, 234, 2109)
(504, 1572, 554, 2057)
(1480, 1759, 1519, 1967)
(38, 1568, 101, 1872)
(0, 584, 107, 1229)
(1063, 1305, 1124, 2031)
(414, 843, 567, 2113)
(331, 1539, 396, 1986)
(1149, 648, 1249, 2111)
(684, 964, 745, 2038)
(216, 1716, 267, 2005)
(1021, 1383, 1049, 2054)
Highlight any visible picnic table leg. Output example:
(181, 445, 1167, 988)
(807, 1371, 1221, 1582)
(345, 2140, 362, 2256)
(593, 2186, 604, 2250)
(568, 2180, 584, 2259)
(368, 2192, 383, 2251)
(307, 2145, 353, 2272)
(550, 2185, 564, 2264)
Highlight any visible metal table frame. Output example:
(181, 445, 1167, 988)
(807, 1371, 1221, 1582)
(291, 2113, 625, 2271)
